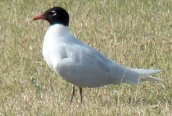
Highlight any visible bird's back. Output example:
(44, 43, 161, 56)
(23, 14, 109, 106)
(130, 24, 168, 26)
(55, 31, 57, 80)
(42, 24, 162, 88)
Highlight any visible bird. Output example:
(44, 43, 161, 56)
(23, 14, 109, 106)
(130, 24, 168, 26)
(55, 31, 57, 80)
(33, 7, 164, 103)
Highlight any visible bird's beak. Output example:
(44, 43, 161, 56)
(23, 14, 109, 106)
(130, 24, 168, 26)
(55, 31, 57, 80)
(32, 14, 45, 20)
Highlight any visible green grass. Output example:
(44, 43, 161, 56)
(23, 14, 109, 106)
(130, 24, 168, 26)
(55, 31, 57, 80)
(0, 0, 172, 115)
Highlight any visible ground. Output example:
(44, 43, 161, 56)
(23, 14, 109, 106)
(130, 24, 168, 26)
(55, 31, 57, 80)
(0, 0, 171, 115)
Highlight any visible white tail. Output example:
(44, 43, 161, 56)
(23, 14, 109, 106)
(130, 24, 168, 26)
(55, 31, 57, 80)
(132, 69, 164, 82)
(131, 69, 161, 75)
(141, 75, 164, 82)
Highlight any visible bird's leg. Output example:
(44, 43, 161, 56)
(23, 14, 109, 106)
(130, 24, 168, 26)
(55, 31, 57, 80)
(70, 85, 75, 104)
(79, 87, 83, 103)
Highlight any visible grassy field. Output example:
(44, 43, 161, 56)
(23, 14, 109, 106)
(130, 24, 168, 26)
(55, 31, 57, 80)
(0, 0, 172, 115)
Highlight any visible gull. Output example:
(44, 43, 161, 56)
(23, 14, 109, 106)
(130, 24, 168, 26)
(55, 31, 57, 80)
(33, 7, 163, 103)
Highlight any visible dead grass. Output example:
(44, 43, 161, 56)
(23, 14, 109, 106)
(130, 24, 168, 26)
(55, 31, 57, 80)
(0, 0, 172, 115)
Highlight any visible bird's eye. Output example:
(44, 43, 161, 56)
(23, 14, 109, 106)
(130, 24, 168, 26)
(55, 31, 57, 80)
(51, 10, 57, 16)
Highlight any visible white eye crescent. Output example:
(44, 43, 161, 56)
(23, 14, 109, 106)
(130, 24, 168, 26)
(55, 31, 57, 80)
(52, 10, 57, 16)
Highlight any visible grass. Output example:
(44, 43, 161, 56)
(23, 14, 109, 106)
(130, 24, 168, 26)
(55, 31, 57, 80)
(0, 0, 172, 115)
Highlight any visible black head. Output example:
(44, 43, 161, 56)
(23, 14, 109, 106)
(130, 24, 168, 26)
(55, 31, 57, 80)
(33, 7, 69, 26)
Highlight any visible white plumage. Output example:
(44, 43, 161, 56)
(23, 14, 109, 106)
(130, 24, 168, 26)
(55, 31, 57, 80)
(33, 7, 163, 103)
(43, 24, 163, 88)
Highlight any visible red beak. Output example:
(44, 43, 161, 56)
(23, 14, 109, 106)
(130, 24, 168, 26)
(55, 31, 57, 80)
(32, 15, 45, 20)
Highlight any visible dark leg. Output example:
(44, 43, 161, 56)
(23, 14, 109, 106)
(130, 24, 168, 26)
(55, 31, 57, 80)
(79, 87, 83, 103)
(70, 85, 75, 104)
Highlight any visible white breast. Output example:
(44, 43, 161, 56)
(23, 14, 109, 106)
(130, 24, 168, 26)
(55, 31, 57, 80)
(42, 24, 69, 70)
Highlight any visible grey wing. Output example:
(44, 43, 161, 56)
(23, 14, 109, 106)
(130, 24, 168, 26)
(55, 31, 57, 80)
(54, 44, 115, 87)
(55, 43, 141, 88)
(82, 47, 142, 85)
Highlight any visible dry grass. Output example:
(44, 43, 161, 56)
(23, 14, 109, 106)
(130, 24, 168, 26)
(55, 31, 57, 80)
(0, 0, 172, 115)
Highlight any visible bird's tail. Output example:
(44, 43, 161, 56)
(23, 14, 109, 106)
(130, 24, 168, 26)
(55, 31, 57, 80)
(131, 69, 164, 82)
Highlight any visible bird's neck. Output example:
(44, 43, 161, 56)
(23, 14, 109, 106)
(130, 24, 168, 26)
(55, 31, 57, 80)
(43, 24, 70, 45)
(47, 24, 69, 37)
